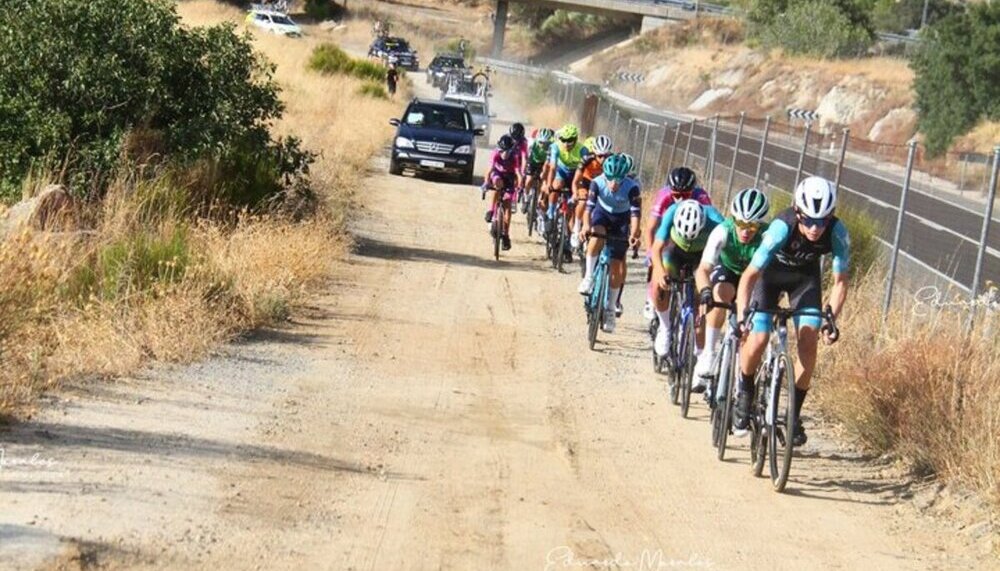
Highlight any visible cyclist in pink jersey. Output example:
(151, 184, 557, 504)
(643, 167, 712, 317)
(484, 135, 522, 250)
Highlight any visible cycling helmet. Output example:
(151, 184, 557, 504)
(794, 176, 837, 219)
(668, 166, 697, 192)
(536, 128, 555, 143)
(496, 134, 515, 152)
(590, 135, 613, 155)
(558, 124, 579, 141)
(602, 154, 630, 181)
(731, 187, 770, 223)
(509, 122, 525, 139)
(673, 199, 706, 241)
(620, 153, 636, 174)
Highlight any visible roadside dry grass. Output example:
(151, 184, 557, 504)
(0, 1, 403, 417)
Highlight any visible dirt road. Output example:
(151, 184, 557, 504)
(0, 70, 990, 571)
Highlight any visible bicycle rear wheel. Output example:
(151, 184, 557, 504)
(526, 187, 538, 237)
(492, 212, 501, 261)
(716, 340, 737, 461)
(768, 350, 797, 492)
(555, 213, 567, 273)
(679, 315, 695, 418)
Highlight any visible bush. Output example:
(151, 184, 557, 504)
(0, 0, 310, 205)
(438, 38, 477, 62)
(912, 3, 1000, 155)
(871, 0, 958, 34)
(309, 44, 387, 82)
(304, 0, 346, 21)
(757, 0, 875, 58)
(358, 82, 389, 99)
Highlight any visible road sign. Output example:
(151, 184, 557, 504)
(787, 108, 820, 122)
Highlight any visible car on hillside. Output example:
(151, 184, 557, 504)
(389, 98, 484, 184)
(246, 8, 302, 37)
(426, 54, 467, 89)
(369, 37, 419, 70)
(442, 92, 492, 146)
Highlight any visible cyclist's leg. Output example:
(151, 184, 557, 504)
(695, 265, 734, 381)
(735, 268, 782, 431)
(652, 242, 683, 355)
(787, 270, 824, 444)
(579, 214, 607, 293)
(484, 172, 500, 222)
(572, 179, 588, 242)
(603, 216, 629, 331)
(500, 177, 515, 249)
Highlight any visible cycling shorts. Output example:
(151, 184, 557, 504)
(525, 160, 545, 177)
(554, 165, 574, 185)
(489, 172, 517, 199)
(661, 239, 702, 279)
(591, 207, 630, 260)
(710, 264, 740, 287)
(749, 263, 823, 333)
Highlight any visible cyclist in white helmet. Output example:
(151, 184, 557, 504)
(571, 135, 614, 250)
(692, 187, 771, 392)
(649, 199, 724, 359)
(735, 176, 850, 446)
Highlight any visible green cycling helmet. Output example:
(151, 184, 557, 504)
(537, 128, 555, 143)
(558, 124, 579, 141)
(603, 153, 630, 181)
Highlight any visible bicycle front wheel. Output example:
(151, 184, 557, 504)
(555, 214, 567, 272)
(711, 338, 732, 448)
(492, 213, 501, 261)
(716, 340, 737, 461)
(679, 315, 695, 418)
(587, 266, 606, 350)
(768, 350, 797, 492)
(750, 364, 769, 477)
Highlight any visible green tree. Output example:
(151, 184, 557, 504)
(871, 0, 959, 33)
(912, 3, 1000, 155)
(756, 0, 875, 57)
(0, 0, 308, 204)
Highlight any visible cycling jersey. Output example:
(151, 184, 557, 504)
(513, 136, 529, 171)
(749, 208, 850, 274)
(701, 218, 770, 275)
(527, 140, 549, 165)
(650, 186, 712, 219)
(578, 155, 604, 184)
(487, 149, 520, 193)
(586, 175, 641, 217)
(654, 202, 725, 253)
(548, 140, 585, 171)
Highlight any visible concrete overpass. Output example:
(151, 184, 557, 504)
(492, 0, 714, 56)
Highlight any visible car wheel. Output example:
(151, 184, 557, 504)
(389, 158, 403, 176)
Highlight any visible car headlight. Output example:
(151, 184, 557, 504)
(453, 145, 472, 155)
(395, 137, 415, 149)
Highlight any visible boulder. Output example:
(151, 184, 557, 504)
(816, 76, 887, 129)
(688, 88, 733, 112)
(868, 108, 917, 143)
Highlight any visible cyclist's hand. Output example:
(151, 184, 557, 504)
(653, 268, 667, 291)
(821, 324, 840, 345)
(698, 286, 713, 307)
(579, 225, 590, 244)
(628, 235, 640, 250)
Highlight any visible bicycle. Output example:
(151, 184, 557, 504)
(746, 304, 838, 493)
(488, 182, 513, 262)
(583, 235, 631, 350)
(524, 179, 541, 237)
(545, 192, 571, 272)
(702, 299, 741, 461)
(663, 270, 697, 417)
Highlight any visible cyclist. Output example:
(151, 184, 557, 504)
(545, 124, 586, 261)
(692, 187, 770, 393)
(734, 176, 850, 446)
(525, 128, 554, 214)
(571, 135, 614, 250)
(649, 199, 724, 359)
(577, 154, 641, 334)
(483, 135, 522, 251)
(644, 167, 712, 320)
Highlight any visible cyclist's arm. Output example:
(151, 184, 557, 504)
(738, 220, 790, 318)
(656, 202, 679, 244)
(828, 221, 851, 319)
(628, 183, 642, 240)
(571, 160, 587, 191)
(704, 205, 725, 226)
(697, 224, 727, 284)
(546, 144, 559, 188)
(582, 179, 599, 232)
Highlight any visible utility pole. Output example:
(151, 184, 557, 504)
(921, 0, 931, 29)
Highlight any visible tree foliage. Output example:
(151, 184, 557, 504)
(0, 0, 310, 204)
(742, 0, 875, 57)
(870, 0, 958, 33)
(912, 3, 1000, 155)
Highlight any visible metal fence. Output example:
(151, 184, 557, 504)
(484, 58, 1000, 326)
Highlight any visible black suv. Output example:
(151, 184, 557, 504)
(368, 37, 419, 70)
(389, 98, 484, 184)
(426, 54, 466, 89)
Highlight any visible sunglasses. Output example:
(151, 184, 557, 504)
(797, 214, 830, 228)
(560, 138, 577, 145)
(734, 220, 760, 231)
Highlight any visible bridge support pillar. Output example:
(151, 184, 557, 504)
(492, 0, 509, 58)
(641, 16, 670, 34)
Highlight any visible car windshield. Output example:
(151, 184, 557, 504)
(436, 57, 463, 68)
(385, 39, 410, 51)
(404, 105, 470, 130)
(272, 15, 295, 25)
(465, 103, 486, 116)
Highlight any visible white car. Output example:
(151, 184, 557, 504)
(247, 9, 303, 37)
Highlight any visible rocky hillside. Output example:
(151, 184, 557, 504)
(575, 19, 920, 147)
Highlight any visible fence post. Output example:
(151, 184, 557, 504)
(683, 119, 697, 165)
(639, 122, 651, 177)
(882, 141, 919, 322)
(794, 121, 813, 188)
(725, 112, 745, 206)
(966, 145, 1000, 333)
(667, 123, 681, 175)
(834, 128, 850, 192)
(654, 122, 671, 185)
(705, 115, 720, 194)
(753, 116, 771, 189)
(613, 109, 620, 142)
(633, 120, 641, 157)
(959, 155, 967, 194)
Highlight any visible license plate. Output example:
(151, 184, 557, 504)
(420, 160, 445, 169)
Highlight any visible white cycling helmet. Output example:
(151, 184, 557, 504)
(673, 199, 706, 241)
(794, 176, 837, 219)
(731, 187, 770, 223)
(590, 135, 613, 155)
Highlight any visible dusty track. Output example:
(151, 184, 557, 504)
(0, 71, 991, 571)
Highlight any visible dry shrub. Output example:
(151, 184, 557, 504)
(816, 276, 1000, 506)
